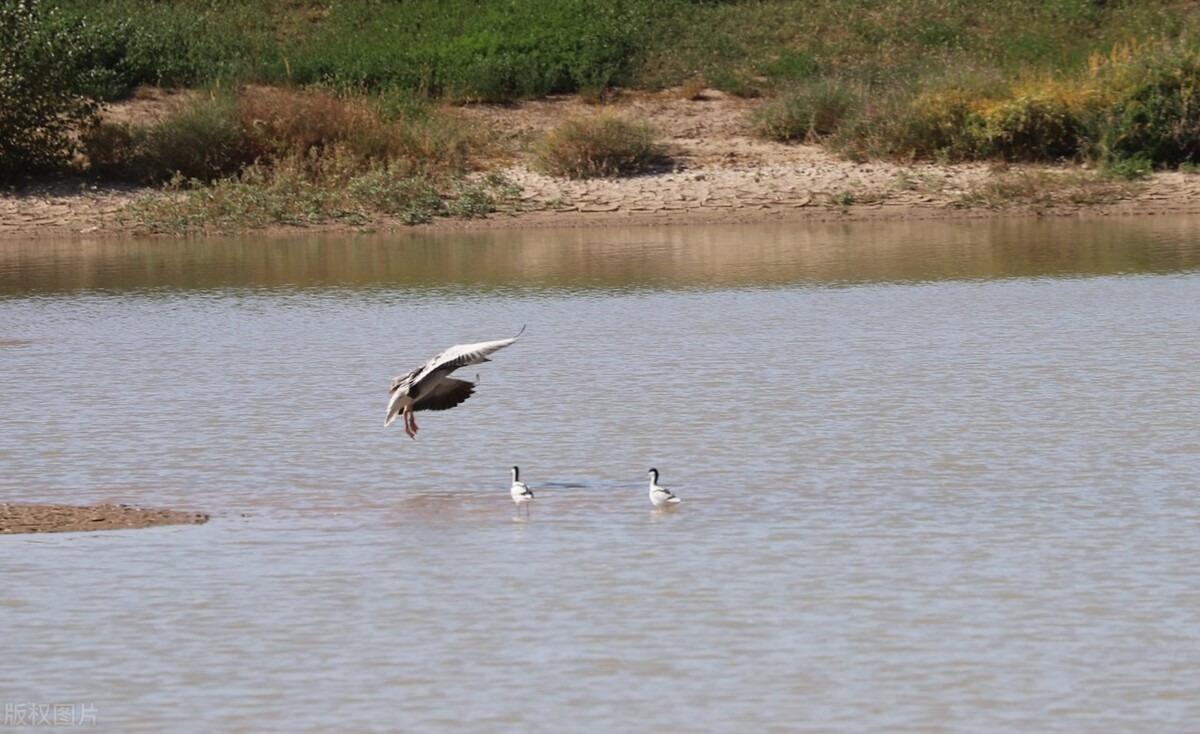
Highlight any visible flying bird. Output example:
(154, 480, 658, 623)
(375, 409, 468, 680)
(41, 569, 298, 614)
(385, 328, 524, 439)
(647, 468, 681, 507)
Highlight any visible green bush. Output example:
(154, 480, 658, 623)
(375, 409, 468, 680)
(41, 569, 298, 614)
(51, 0, 286, 96)
(983, 92, 1085, 161)
(0, 0, 99, 178)
(1089, 52, 1200, 167)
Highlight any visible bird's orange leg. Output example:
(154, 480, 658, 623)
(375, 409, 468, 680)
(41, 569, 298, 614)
(403, 406, 417, 439)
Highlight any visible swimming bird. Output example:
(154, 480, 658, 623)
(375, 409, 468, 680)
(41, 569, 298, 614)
(510, 466, 534, 512)
(647, 468, 681, 507)
(385, 327, 524, 439)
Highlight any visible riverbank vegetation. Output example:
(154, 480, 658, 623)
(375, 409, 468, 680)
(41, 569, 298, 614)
(5, 0, 1200, 229)
(82, 85, 520, 230)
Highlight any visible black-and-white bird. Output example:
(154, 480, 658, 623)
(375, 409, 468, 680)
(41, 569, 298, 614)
(385, 328, 523, 439)
(510, 466, 534, 512)
(647, 468, 681, 507)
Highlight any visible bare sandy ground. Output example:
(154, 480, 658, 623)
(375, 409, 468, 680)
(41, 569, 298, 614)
(3, 87, 1200, 238)
(0, 503, 209, 534)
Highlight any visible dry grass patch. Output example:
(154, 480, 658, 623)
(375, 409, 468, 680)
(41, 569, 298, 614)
(124, 150, 520, 234)
(533, 111, 669, 178)
(84, 86, 499, 183)
(239, 86, 496, 171)
(954, 167, 1141, 211)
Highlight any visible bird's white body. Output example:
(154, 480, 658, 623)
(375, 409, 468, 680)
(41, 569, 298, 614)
(386, 328, 523, 438)
(510, 466, 534, 506)
(647, 468, 680, 507)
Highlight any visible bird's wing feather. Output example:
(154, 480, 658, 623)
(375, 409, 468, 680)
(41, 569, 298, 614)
(409, 329, 523, 392)
(426, 332, 522, 374)
(412, 377, 475, 412)
(389, 367, 420, 395)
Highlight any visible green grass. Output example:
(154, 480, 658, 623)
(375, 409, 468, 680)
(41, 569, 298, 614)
(49, 1, 1200, 100)
(10, 0, 1200, 190)
(48, 0, 651, 102)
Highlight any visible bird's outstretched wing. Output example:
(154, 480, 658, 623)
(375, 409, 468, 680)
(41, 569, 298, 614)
(412, 377, 475, 412)
(409, 326, 525, 392)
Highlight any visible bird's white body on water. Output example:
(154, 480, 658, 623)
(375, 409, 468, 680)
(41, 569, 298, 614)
(510, 466, 534, 506)
(385, 327, 523, 439)
(647, 468, 681, 507)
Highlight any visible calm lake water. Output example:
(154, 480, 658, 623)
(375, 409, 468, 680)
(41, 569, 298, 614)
(3, 217, 1200, 733)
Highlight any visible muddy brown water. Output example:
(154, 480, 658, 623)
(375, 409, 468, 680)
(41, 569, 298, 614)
(3, 217, 1200, 732)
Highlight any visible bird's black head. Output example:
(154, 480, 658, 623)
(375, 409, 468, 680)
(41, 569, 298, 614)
(512, 466, 520, 479)
(648, 468, 658, 479)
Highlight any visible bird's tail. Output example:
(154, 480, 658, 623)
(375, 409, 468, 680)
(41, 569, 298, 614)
(384, 395, 403, 427)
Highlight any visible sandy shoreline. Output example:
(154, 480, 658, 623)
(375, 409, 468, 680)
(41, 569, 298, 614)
(0, 503, 209, 534)
(4, 89, 1200, 240)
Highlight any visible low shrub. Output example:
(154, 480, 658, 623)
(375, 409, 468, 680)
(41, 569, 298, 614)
(831, 41, 1200, 167)
(237, 86, 489, 172)
(534, 113, 667, 178)
(238, 86, 376, 158)
(85, 85, 514, 231)
(833, 86, 990, 161)
(83, 86, 494, 183)
(983, 87, 1087, 161)
(834, 80, 1092, 163)
(755, 80, 859, 143)
(141, 93, 260, 181)
(83, 92, 258, 182)
(79, 119, 139, 179)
